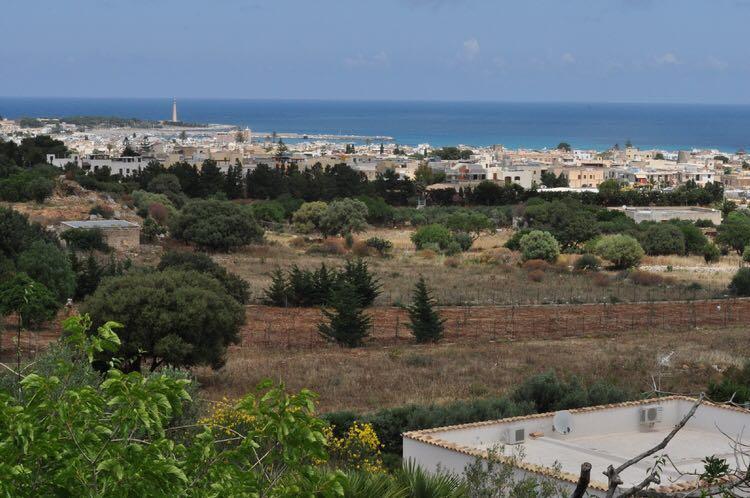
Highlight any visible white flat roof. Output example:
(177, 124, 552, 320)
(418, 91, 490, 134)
(61, 220, 139, 229)
(404, 396, 750, 495)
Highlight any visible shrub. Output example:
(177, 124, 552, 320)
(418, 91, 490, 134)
(729, 268, 750, 296)
(743, 246, 750, 264)
(89, 204, 114, 219)
(141, 217, 166, 243)
(148, 203, 169, 224)
(249, 200, 285, 224)
(171, 199, 264, 251)
(593, 234, 644, 269)
(527, 270, 545, 282)
(475, 247, 515, 266)
(629, 270, 664, 286)
(504, 229, 531, 251)
(322, 237, 347, 255)
(574, 253, 601, 272)
(443, 240, 462, 256)
(519, 230, 560, 263)
(641, 223, 686, 255)
(411, 224, 454, 251)
(452, 232, 474, 252)
(695, 219, 715, 228)
(522, 259, 550, 272)
(365, 237, 393, 256)
(703, 243, 721, 264)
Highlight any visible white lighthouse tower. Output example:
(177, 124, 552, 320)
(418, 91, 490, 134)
(171, 97, 178, 123)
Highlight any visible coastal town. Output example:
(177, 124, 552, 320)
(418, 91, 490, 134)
(2, 108, 749, 206)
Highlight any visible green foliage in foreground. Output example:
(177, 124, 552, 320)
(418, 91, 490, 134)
(0, 315, 344, 498)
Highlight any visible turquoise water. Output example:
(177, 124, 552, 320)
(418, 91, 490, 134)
(1, 97, 748, 151)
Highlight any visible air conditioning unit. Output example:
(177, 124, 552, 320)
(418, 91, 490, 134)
(639, 406, 663, 426)
(505, 427, 525, 445)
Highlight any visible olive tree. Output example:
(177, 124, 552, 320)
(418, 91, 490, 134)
(594, 234, 644, 269)
(319, 199, 368, 237)
(81, 269, 245, 371)
(519, 230, 560, 262)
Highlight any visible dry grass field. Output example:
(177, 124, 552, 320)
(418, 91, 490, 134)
(201, 228, 733, 306)
(195, 324, 749, 413)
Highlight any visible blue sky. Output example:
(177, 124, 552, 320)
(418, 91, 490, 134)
(2, 0, 748, 103)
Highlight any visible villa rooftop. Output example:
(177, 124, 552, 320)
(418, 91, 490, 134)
(404, 396, 750, 497)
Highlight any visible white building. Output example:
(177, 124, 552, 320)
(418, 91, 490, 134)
(404, 396, 750, 497)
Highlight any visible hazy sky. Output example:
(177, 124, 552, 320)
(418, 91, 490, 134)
(2, 0, 748, 103)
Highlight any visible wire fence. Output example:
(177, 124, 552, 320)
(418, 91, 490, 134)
(241, 297, 750, 349)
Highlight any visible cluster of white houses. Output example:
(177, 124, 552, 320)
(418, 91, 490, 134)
(47, 147, 726, 191)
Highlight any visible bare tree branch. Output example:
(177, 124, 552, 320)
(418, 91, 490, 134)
(604, 396, 703, 498)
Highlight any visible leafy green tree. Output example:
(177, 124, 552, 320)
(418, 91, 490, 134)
(319, 198, 369, 237)
(318, 282, 372, 347)
(744, 246, 750, 264)
(556, 142, 572, 152)
(147, 173, 185, 207)
(519, 230, 560, 262)
(249, 200, 286, 224)
(433, 147, 472, 160)
(675, 222, 709, 255)
(16, 240, 75, 302)
(0, 207, 58, 260)
(640, 223, 686, 255)
(444, 211, 492, 241)
(292, 201, 328, 233)
(0, 273, 58, 330)
(729, 268, 750, 296)
(81, 269, 245, 371)
(717, 211, 750, 254)
(594, 234, 644, 269)
(406, 277, 445, 344)
(171, 199, 264, 251)
(157, 251, 250, 304)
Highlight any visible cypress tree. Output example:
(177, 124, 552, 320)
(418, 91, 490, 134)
(317, 282, 372, 347)
(339, 258, 381, 307)
(406, 276, 445, 343)
(264, 268, 289, 306)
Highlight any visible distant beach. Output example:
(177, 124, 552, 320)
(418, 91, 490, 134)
(1, 97, 749, 151)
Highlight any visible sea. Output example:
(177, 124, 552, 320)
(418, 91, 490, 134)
(1, 97, 749, 152)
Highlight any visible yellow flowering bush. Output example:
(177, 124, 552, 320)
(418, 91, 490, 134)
(199, 397, 255, 436)
(324, 422, 384, 472)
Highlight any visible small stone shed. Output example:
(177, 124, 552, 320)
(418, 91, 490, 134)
(59, 220, 141, 251)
